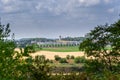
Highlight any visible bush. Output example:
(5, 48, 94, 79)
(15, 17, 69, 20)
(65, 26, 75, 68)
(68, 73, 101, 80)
(71, 55, 75, 59)
(46, 59, 53, 63)
(54, 55, 61, 61)
(66, 55, 70, 59)
(49, 60, 53, 63)
(74, 56, 86, 63)
(59, 58, 68, 63)
(28, 55, 51, 80)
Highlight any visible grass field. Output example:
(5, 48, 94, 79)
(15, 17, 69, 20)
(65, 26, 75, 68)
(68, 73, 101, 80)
(41, 46, 80, 52)
(49, 63, 83, 67)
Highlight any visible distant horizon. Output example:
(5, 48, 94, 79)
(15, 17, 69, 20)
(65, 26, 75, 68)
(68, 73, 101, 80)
(14, 35, 85, 40)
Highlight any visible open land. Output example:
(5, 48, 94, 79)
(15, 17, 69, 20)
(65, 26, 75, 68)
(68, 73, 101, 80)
(15, 48, 84, 60)
(41, 46, 80, 52)
(30, 51, 84, 60)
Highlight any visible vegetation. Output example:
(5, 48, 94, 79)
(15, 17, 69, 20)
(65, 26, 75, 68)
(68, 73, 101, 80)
(1, 19, 120, 80)
(66, 55, 71, 59)
(61, 36, 85, 41)
(74, 56, 86, 63)
(54, 55, 61, 61)
(42, 46, 79, 52)
(71, 55, 75, 59)
(59, 58, 68, 63)
(27, 55, 51, 80)
(0, 22, 28, 79)
(79, 20, 120, 73)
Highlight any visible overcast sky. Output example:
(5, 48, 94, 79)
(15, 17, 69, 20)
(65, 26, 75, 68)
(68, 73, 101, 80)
(0, 0, 120, 39)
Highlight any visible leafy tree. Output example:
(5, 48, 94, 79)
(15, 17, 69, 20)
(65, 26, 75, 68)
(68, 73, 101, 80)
(79, 20, 120, 73)
(28, 55, 51, 80)
(0, 21, 30, 79)
(0, 22, 15, 78)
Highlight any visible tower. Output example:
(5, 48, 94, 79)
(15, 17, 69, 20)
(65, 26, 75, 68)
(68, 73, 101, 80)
(59, 35, 62, 41)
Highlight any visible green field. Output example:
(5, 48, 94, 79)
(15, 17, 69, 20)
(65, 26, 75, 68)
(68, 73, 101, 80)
(41, 46, 80, 52)
(49, 63, 83, 67)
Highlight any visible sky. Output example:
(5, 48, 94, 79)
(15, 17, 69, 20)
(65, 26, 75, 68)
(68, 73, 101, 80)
(0, 0, 120, 39)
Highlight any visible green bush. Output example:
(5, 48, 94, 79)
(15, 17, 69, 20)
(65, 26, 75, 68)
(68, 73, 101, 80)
(49, 60, 53, 63)
(59, 58, 68, 63)
(54, 55, 61, 61)
(71, 55, 75, 59)
(28, 55, 51, 80)
(74, 56, 86, 63)
(46, 59, 53, 63)
(66, 55, 70, 59)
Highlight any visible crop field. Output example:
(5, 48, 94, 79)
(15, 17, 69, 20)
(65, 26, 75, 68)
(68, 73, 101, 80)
(15, 46, 84, 60)
(41, 46, 80, 52)
(30, 51, 84, 60)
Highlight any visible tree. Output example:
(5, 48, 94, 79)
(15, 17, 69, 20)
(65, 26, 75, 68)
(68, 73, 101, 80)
(0, 23, 11, 40)
(28, 55, 51, 80)
(79, 20, 120, 73)
(0, 21, 29, 79)
(0, 22, 15, 78)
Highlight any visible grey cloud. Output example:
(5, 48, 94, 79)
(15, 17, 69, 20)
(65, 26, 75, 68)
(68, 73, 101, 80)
(0, 0, 119, 39)
(0, 0, 116, 15)
(35, 0, 101, 15)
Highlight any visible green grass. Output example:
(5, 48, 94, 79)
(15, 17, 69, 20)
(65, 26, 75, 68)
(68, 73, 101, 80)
(41, 46, 79, 52)
(49, 63, 83, 67)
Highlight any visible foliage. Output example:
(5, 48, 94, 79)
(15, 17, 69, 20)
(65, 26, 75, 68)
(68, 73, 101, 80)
(74, 56, 86, 63)
(54, 55, 61, 61)
(59, 58, 68, 63)
(66, 55, 71, 59)
(79, 20, 120, 73)
(0, 21, 29, 79)
(71, 55, 75, 59)
(62, 36, 85, 41)
(49, 71, 120, 80)
(28, 55, 51, 80)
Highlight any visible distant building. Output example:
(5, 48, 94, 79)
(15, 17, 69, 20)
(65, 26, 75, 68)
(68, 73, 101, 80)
(16, 37, 84, 48)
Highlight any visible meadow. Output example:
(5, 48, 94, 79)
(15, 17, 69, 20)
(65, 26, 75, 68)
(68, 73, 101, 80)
(41, 46, 80, 52)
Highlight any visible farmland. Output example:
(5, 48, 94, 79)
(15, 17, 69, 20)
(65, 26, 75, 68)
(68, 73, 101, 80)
(30, 51, 84, 60)
(41, 46, 80, 52)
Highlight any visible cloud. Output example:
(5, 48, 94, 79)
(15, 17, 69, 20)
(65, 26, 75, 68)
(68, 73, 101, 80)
(107, 8, 114, 13)
(103, 0, 111, 3)
(0, 0, 115, 15)
(35, 0, 102, 16)
(0, 0, 119, 39)
(0, 0, 34, 14)
(78, 0, 100, 7)
(1, 0, 11, 4)
(3, 6, 13, 13)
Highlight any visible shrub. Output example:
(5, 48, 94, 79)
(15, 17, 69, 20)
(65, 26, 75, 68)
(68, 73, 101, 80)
(74, 56, 86, 63)
(46, 59, 53, 63)
(49, 60, 53, 63)
(28, 55, 51, 80)
(66, 55, 70, 59)
(71, 55, 75, 59)
(54, 55, 61, 61)
(59, 58, 68, 63)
